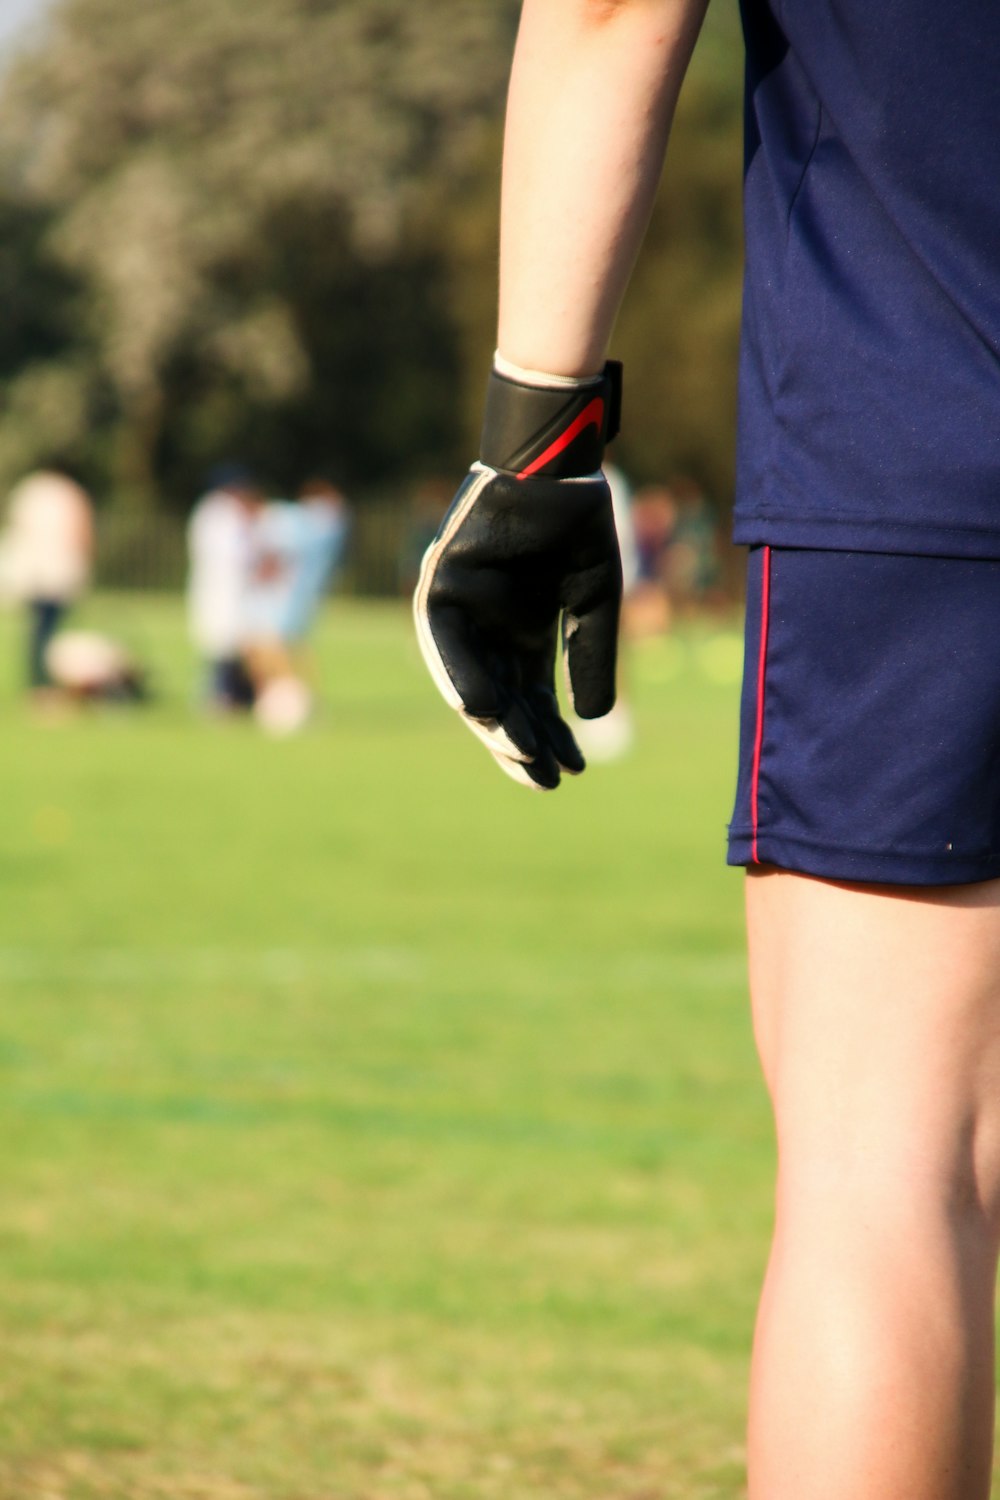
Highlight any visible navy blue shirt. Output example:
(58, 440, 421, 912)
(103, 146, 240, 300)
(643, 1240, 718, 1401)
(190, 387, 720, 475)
(735, 0, 1000, 557)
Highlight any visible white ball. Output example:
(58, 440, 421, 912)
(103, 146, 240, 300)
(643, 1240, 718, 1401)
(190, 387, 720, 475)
(254, 675, 313, 736)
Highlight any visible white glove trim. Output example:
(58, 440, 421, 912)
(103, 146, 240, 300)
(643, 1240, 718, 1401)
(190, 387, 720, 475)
(413, 464, 538, 775)
(492, 352, 603, 390)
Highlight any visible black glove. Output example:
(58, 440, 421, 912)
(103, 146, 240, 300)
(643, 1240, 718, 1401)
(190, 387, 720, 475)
(414, 358, 623, 789)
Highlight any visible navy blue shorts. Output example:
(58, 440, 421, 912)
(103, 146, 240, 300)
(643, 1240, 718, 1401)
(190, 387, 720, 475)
(727, 546, 1000, 886)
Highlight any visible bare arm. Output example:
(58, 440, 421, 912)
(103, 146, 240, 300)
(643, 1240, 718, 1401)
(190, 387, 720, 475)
(414, 1, 708, 784)
(498, 0, 710, 377)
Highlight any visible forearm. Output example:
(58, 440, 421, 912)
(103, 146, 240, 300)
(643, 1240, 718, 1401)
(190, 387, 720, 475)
(498, 0, 709, 377)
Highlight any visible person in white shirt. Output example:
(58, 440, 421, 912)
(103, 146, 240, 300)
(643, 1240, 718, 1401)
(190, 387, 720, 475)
(186, 464, 263, 710)
(1, 468, 95, 693)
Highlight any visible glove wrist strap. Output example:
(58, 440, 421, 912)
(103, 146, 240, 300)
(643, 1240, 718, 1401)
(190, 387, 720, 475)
(479, 359, 623, 479)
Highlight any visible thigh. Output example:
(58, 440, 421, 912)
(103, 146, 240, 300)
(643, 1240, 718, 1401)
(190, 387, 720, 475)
(748, 869, 1000, 1232)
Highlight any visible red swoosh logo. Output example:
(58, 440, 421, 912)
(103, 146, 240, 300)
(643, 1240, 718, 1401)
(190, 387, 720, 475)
(516, 397, 605, 480)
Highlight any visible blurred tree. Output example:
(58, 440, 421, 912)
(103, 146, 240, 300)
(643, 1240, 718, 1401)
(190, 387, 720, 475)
(0, 0, 744, 519)
(0, 190, 97, 484)
(0, 0, 519, 507)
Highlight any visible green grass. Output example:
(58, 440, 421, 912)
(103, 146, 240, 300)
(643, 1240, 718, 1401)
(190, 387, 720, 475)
(0, 596, 768, 1499)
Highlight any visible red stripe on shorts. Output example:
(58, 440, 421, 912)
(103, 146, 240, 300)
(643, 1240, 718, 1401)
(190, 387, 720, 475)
(751, 545, 772, 864)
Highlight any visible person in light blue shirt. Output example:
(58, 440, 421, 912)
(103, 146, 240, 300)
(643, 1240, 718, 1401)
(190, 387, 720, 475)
(282, 478, 350, 641)
(244, 479, 348, 673)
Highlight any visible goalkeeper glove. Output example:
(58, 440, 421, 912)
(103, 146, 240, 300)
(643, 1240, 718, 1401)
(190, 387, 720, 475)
(413, 356, 623, 790)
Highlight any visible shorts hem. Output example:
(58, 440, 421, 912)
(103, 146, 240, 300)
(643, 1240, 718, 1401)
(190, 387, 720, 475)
(727, 827, 1000, 887)
(732, 514, 1000, 562)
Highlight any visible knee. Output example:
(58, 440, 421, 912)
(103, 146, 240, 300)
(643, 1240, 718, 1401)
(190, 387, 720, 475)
(774, 1139, 1000, 1266)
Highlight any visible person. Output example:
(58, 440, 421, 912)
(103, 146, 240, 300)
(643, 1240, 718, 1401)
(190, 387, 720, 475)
(666, 476, 721, 615)
(242, 493, 308, 689)
(45, 629, 148, 704)
(628, 483, 677, 637)
(0, 467, 94, 697)
(285, 477, 349, 643)
(242, 477, 349, 732)
(186, 464, 262, 711)
(413, 3, 1000, 1497)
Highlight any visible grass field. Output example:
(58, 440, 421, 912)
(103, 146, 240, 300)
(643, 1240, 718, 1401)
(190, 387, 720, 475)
(0, 596, 772, 1500)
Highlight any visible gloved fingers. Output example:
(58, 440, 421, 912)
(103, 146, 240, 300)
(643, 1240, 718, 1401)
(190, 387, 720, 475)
(482, 732, 562, 791)
(459, 697, 537, 764)
(489, 750, 545, 790)
(518, 731, 562, 789)
(412, 456, 587, 791)
(414, 589, 495, 715)
(416, 582, 542, 764)
(417, 578, 559, 784)
(544, 714, 586, 776)
(562, 595, 620, 720)
(460, 686, 562, 785)
(528, 686, 586, 776)
(412, 467, 499, 710)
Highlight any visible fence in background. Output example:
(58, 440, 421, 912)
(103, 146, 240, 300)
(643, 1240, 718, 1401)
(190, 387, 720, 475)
(95, 513, 187, 592)
(94, 497, 415, 598)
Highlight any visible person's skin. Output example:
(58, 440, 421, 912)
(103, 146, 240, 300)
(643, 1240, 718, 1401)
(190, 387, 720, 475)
(746, 870, 1000, 1500)
(497, 2, 1000, 1496)
(498, 0, 708, 377)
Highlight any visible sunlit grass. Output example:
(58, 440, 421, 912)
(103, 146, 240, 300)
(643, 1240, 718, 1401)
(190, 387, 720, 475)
(0, 597, 768, 1499)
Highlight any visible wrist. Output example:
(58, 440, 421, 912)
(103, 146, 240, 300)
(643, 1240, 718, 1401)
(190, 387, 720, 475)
(479, 356, 622, 479)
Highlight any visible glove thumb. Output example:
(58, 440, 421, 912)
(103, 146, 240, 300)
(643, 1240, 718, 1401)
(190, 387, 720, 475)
(562, 596, 619, 719)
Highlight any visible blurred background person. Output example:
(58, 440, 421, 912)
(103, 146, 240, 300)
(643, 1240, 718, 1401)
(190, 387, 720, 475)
(186, 464, 262, 713)
(46, 629, 148, 705)
(243, 476, 350, 734)
(626, 484, 677, 639)
(666, 476, 724, 616)
(285, 477, 350, 647)
(0, 466, 95, 701)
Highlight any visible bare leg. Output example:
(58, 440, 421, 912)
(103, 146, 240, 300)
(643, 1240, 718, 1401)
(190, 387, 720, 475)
(746, 869, 1000, 1500)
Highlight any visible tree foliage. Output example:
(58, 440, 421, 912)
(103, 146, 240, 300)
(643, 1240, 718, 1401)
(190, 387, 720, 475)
(0, 0, 744, 514)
